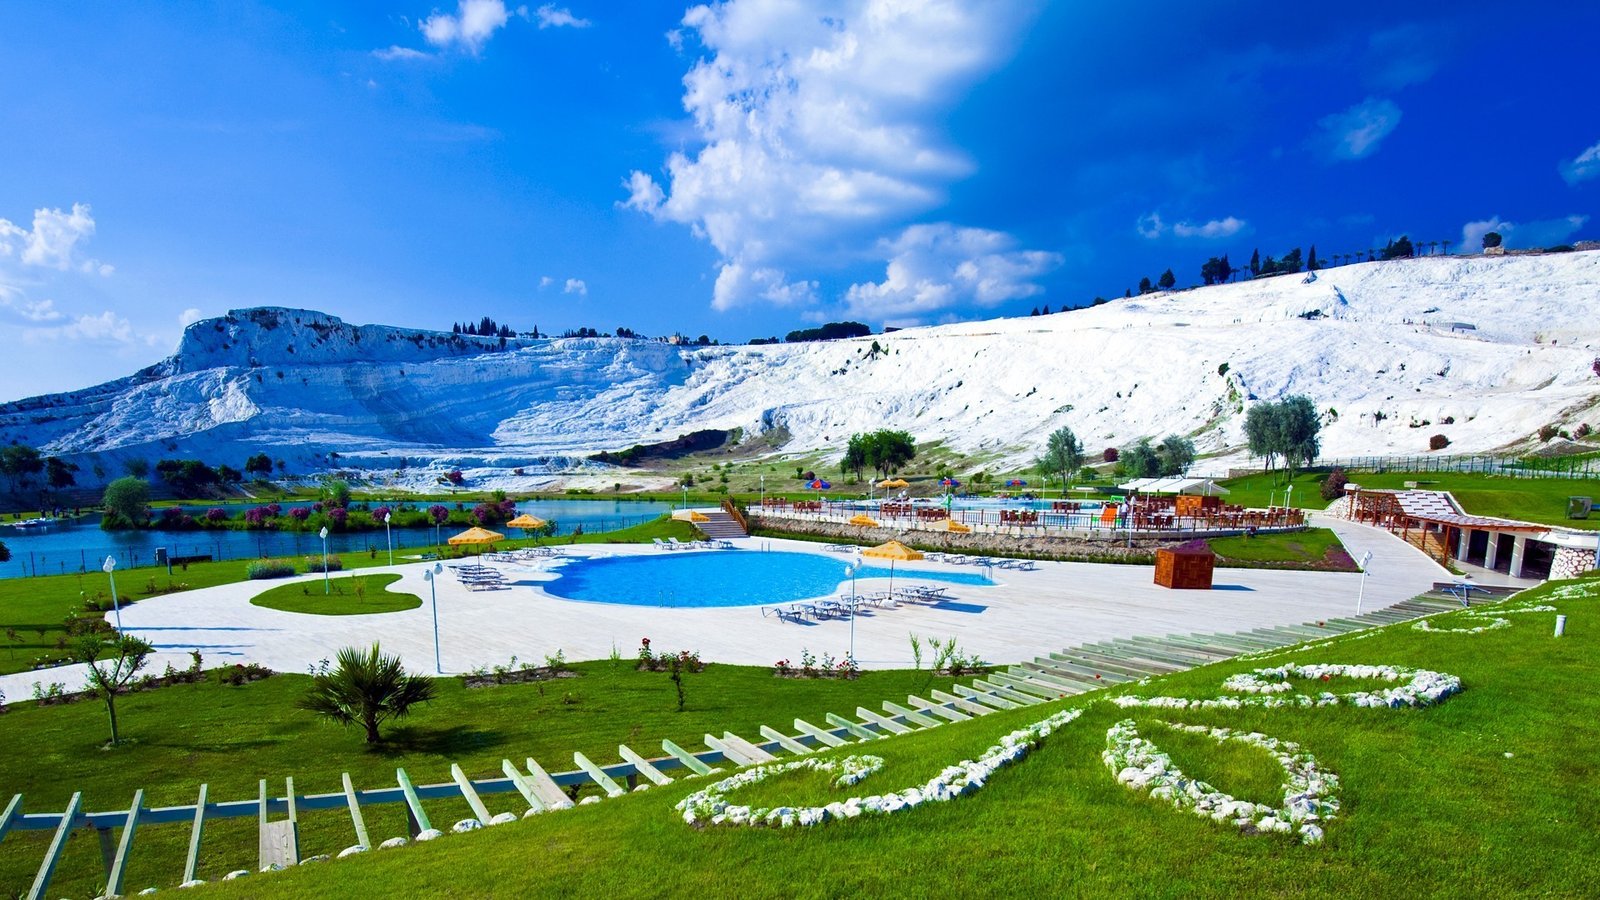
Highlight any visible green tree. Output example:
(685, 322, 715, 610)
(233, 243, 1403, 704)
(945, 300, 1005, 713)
(1276, 395, 1321, 482)
(1037, 426, 1083, 492)
(321, 477, 352, 508)
(1158, 268, 1176, 290)
(298, 643, 438, 744)
(0, 540, 9, 563)
(1483, 231, 1502, 250)
(1308, 244, 1318, 271)
(123, 458, 150, 478)
(841, 434, 869, 480)
(1138, 276, 1155, 294)
(102, 477, 151, 526)
(855, 429, 916, 481)
(1380, 235, 1415, 260)
(1244, 403, 1279, 471)
(1158, 434, 1196, 476)
(74, 634, 155, 746)
(1118, 438, 1161, 478)
(0, 444, 43, 493)
(46, 456, 79, 491)
(244, 453, 275, 479)
(1249, 248, 1261, 275)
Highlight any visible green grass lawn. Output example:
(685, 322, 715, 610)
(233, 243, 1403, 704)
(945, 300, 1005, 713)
(168, 575, 1598, 898)
(249, 573, 421, 616)
(0, 516, 700, 675)
(1218, 469, 1600, 531)
(0, 662, 962, 898)
(1207, 528, 1354, 570)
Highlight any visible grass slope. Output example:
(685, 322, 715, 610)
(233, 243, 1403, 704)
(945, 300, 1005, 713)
(198, 576, 1599, 898)
(0, 662, 960, 898)
(1207, 527, 1350, 568)
(248, 573, 421, 615)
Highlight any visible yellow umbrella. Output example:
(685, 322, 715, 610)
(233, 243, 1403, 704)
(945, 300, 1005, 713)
(448, 526, 505, 555)
(878, 478, 909, 489)
(687, 510, 710, 523)
(936, 518, 971, 534)
(506, 514, 548, 545)
(848, 514, 880, 527)
(861, 540, 923, 560)
(860, 540, 923, 594)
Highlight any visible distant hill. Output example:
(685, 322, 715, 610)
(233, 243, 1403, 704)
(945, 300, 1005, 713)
(2, 253, 1598, 489)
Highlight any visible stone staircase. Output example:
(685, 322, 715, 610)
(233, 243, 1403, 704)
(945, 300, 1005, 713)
(697, 509, 748, 540)
(998, 588, 1504, 696)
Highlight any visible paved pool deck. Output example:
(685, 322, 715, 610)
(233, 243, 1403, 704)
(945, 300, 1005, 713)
(1, 515, 1459, 696)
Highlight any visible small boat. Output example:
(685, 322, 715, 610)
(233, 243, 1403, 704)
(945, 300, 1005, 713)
(10, 517, 60, 529)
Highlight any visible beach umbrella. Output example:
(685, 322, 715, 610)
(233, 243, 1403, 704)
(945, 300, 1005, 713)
(861, 539, 923, 594)
(848, 514, 880, 527)
(809, 479, 832, 490)
(685, 510, 710, 523)
(506, 513, 547, 545)
(447, 526, 505, 556)
(935, 518, 971, 534)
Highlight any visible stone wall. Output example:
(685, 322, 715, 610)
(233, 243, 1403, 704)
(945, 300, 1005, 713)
(1550, 546, 1597, 580)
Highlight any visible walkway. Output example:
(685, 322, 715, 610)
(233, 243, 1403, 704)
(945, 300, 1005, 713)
(0, 519, 1447, 699)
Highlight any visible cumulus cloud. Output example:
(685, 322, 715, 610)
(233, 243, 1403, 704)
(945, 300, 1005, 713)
(1313, 97, 1401, 161)
(535, 4, 590, 28)
(0, 203, 109, 272)
(20, 310, 140, 346)
(1560, 139, 1600, 185)
(563, 278, 588, 295)
(538, 275, 554, 288)
(420, 0, 523, 53)
(842, 224, 1061, 319)
(373, 45, 431, 61)
(623, 0, 1036, 310)
(1461, 214, 1589, 252)
(179, 307, 204, 327)
(1138, 213, 1246, 240)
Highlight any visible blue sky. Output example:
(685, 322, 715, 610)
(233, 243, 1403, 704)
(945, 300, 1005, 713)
(1, 0, 1595, 398)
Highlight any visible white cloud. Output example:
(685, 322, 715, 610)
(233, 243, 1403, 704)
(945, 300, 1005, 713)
(1135, 212, 1165, 239)
(372, 45, 431, 61)
(1365, 26, 1442, 91)
(179, 307, 204, 327)
(0, 203, 107, 271)
(0, 296, 64, 323)
(1560, 139, 1600, 185)
(21, 310, 139, 346)
(1314, 98, 1401, 161)
(538, 275, 554, 289)
(624, 0, 1034, 310)
(1173, 216, 1247, 239)
(420, 0, 522, 53)
(535, 4, 590, 28)
(563, 278, 588, 295)
(843, 224, 1061, 319)
(1461, 214, 1589, 252)
(1138, 212, 1246, 240)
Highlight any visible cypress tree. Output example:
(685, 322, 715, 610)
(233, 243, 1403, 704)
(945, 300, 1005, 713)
(1250, 248, 1261, 275)
(1308, 244, 1318, 271)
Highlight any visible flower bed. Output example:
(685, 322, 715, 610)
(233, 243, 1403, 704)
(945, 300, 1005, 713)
(1116, 663, 1463, 710)
(675, 707, 1083, 828)
(1103, 719, 1339, 843)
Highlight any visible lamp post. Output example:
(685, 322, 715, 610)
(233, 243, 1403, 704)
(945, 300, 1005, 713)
(846, 562, 859, 664)
(319, 526, 330, 594)
(423, 562, 444, 673)
(760, 474, 765, 507)
(1354, 550, 1373, 614)
(102, 556, 123, 632)
(682, 485, 688, 510)
(381, 511, 393, 566)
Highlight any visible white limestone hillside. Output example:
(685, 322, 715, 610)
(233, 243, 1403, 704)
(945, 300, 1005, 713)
(2, 252, 1598, 488)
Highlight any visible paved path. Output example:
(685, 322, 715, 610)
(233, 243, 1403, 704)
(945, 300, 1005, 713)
(0, 519, 1449, 698)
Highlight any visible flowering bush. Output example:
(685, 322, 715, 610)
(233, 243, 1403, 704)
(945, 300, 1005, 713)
(428, 504, 450, 525)
(205, 507, 228, 522)
(289, 506, 311, 522)
(244, 506, 271, 527)
(446, 468, 465, 485)
(246, 559, 296, 580)
(372, 505, 391, 523)
(773, 658, 792, 676)
(327, 507, 348, 528)
(266, 503, 282, 516)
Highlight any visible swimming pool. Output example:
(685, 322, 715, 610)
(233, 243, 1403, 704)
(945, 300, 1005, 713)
(543, 550, 994, 608)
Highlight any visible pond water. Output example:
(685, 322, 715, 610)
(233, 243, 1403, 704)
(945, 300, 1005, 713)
(0, 498, 675, 579)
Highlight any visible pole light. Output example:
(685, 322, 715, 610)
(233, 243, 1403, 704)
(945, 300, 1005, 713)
(846, 562, 859, 665)
(424, 562, 444, 673)
(319, 526, 330, 594)
(102, 556, 123, 632)
(383, 511, 394, 566)
(1355, 550, 1373, 615)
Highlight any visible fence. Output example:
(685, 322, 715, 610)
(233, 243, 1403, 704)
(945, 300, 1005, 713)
(1319, 453, 1600, 479)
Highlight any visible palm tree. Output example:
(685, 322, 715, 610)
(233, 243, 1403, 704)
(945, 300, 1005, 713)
(1427, 240, 1438, 256)
(299, 643, 437, 744)
(1441, 239, 1451, 255)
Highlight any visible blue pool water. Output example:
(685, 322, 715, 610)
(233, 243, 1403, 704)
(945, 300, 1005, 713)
(544, 550, 994, 608)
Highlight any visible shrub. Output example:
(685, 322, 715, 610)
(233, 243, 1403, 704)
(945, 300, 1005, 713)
(304, 555, 343, 573)
(1320, 467, 1348, 501)
(247, 559, 296, 580)
(1538, 424, 1559, 442)
(1102, 447, 1119, 463)
(1429, 434, 1451, 451)
(1576, 423, 1593, 439)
